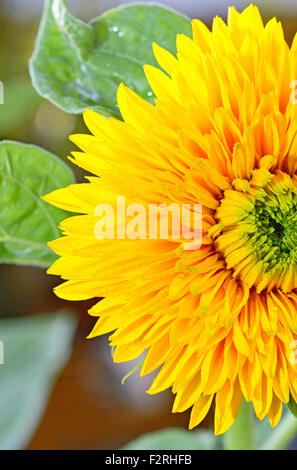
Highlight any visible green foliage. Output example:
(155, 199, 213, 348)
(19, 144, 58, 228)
(259, 408, 297, 450)
(121, 427, 221, 450)
(30, 0, 191, 117)
(0, 140, 74, 267)
(0, 76, 41, 138)
(0, 310, 77, 449)
(223, 399, 254, 450)
(288, 394, 297, 418)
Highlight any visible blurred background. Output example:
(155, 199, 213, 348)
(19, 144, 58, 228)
(1, 0, 297, 450)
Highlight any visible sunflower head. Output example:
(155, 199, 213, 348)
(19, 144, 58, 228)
(44, 4, 297, 434)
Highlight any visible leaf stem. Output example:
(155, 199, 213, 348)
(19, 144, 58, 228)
(260, 412, 297, 450)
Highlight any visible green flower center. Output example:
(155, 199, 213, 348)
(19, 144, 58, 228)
(251, 196, 297, 269)
(211, 169, 297, 293)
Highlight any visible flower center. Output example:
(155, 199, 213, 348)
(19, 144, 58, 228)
(253, 200, 297, 265)
(210, 169, 297, 293)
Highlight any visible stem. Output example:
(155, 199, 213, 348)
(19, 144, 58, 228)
(223, 400, 254, 450)
(260, 412, 297, 450)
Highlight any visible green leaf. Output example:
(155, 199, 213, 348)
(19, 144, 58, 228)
(0, 310, 77, 450)
(0, 140, 75, 267)
(288, 394, 297, 418)
(30, 0, 191, 117)
(0, 76, 41, 138)
(121, 428, 221, 450)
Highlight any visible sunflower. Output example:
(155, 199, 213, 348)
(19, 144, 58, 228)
(44, 4, 297, 434)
